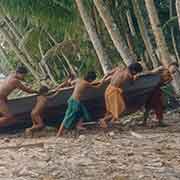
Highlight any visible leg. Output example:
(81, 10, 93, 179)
(76, 118, 86, 130)
(0, 114, 14, 127)
(152, 90, 167, 127)
(0, 102, 14, 127)
(99, 113, 113, 128)
(57, 123, 64, 137)
(26, 113, 44, 134)
(141, 108, 150, 126)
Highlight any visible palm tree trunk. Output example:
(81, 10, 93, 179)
(93, 0, 136, 65)
(145, 0, 180, 95)
(170, 0, 180, 62)
(0, 27, 41, 81)
(61, 51, 77, 76)
(144, 50, 153, 69)
(43, 63, 57, 85)
(75, 0, 112, 74)
(125, 33, 137, 59)
(176, 0, 180, 30)
(145, 0, 173, 66)
(126, 10, 136, 37)
(132, 0, 159, 68)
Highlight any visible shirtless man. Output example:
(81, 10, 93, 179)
(0, 66, 37, 127)
(100, 63, 143, 128)
(141, 64, 175, 127)
(57, 71, 104, 137)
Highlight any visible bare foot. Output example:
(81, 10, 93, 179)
(99, 118, 108, 129)
(25, 128, 33, 137)
(76, 125, 87, 130)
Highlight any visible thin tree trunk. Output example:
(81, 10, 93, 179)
(46, 32, 77, 76)
(140, 55, 148, 70)
(144, 50, 153, 69)
(170, 0, 180, 62)
(132, 0, 159, 68)
(0, 27, 41, 81)
(145, 0, 180, 95)
(38, 37, 57, 84)
(125, 33, 137, 59)
(93, 0, 136, 65)
(145, 0, 172, 66)
(57, 55, 70, 75)
(4, 16, 22, 40)
(46, 37, 70, 76)
(126, 10, 136, 36)
(75, 0, 112, 74)
(61, 51, 77, 76)
(176, 0, 180, 30)
(43, 63, 57, 85)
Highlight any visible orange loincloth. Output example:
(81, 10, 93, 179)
(105, 84, 126, 120)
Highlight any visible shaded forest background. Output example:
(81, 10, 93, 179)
(0, 0, 179, 90)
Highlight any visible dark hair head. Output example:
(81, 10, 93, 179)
(84, 71, 97, 82)
(16, 66, 28, 74)
(128, 63, 143, 75)
(39, 85, 49, 95)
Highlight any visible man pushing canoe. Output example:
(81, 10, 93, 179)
(0, 66, 37, 127)
(100, 63, 143, 128)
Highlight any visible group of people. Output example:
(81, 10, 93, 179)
(0, 62, 174, 137)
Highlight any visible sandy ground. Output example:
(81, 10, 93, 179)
(0, 111, 180, 180)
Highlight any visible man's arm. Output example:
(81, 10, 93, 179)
(53, 80, 70, 91)
(15, 80, 37, 94)
(103, 67, 118, 79)
(90, 79, 105, 88)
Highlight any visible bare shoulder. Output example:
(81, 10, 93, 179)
(37, 95, 47, 101)
(10, 77, 20, 85)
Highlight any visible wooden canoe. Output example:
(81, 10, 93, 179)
(1, 74, 161, 132)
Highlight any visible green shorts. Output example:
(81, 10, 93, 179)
(62, 97, 91, 129)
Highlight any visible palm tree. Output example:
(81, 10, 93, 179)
(93, 0, 136, 65)
(0, 25, 41, 81)
(145, 0, 180, 94)
(75, 0, 112, 74)
(132, 0, 159, 68)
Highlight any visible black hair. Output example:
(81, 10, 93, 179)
(39, 85, 49, 95)
(16, 65, 28, 74)
(84, 71, 97, 82)
(128, 63, 143, 74)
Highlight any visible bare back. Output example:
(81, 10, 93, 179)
(110, 68, 133, 88)
(0, 74, 19, 99)
(72, 79, 90, 101)
(33, 96, 48, 114)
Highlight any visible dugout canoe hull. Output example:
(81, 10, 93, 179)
(1, 74, 161, 132)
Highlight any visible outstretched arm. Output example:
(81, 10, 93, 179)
(103, 67, 118, 80)
(16, 80, 37, 94)
(53, 80, 69, 91)
(90, 79, 105, 88)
